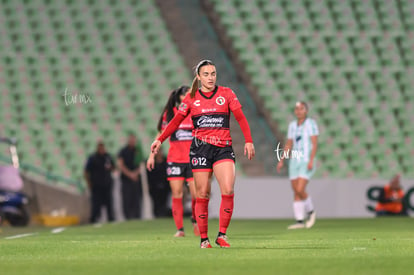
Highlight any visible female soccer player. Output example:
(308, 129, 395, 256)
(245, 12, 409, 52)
(151, 60, 255, 248)
(147, 86, 199, 237)
(276, 101, 318, 229)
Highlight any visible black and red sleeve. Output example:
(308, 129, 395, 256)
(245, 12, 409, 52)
(232, 108, 253, 143)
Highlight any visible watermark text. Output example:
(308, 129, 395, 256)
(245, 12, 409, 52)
(275, 142, 304, 161)
(62, 87, 92, 106)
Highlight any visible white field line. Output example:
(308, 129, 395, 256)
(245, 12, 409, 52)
(51, 227, 66, 234)
(5, 232, 38, 240)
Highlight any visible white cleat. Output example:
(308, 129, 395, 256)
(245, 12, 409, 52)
(174, 230, 185, 237)
(287, 223, 306, 229)
(306, 212, 316, 228)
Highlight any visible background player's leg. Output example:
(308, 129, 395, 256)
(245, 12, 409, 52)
(296, 176, 316, 228)
(294, 178, 309, 200)
(170, 179, 185, 237)
(289, 179, 306, 229)
(297, 177, 313, 213)
(187, 179, 199, 236)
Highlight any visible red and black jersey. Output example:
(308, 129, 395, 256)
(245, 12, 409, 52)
(177, 86, 242, 147)
(162, 107, 193, 163)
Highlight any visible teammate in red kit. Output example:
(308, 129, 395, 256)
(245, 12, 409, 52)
(151, 60, 255, 248)
(147, 86, 199, 237)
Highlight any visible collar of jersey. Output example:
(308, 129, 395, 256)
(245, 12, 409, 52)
(296, 117, 308, 127)
(198, 86, 218, 99)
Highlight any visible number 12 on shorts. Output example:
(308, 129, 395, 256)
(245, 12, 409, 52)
(192, 157, 207, 166)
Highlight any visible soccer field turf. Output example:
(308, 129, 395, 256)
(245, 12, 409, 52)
(1, 218, 413, 275)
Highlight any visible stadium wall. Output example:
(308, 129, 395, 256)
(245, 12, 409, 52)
(207, 178, 414, 218)
(22, 174, 414, 224)
(22, 176, 90, 224)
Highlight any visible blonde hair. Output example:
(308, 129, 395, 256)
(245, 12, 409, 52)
(190, 59, 215, 98)
(295, 101, 309, 111)
(190, 77, 198, 98)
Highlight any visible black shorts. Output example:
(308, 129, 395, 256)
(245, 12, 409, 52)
(189, 138, 236, 172)
(166, 162, 193, 181)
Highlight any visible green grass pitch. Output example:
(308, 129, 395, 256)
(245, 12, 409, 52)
(1, 218, 414, 275)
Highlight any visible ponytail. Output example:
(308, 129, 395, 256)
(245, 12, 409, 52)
(190, 77, 198, 98)
(157, 89, 178, 131)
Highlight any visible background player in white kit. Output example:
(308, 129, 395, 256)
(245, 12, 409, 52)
(277, 101, 319, 229)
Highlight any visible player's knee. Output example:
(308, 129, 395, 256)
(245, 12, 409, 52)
(298, 191, 307, 200)
(219, 183, 234, 195)
(171, 190, 183, 198)
(293, 188, 301, 196)
(221, 189, 234, 196)
(197, 190, 210, 199)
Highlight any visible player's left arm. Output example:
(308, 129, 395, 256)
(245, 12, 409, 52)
(233, 107, 255, 160)
(308, 119, 319, 170)
(228, 89, 255, 160)
(308, 135, 318, 170)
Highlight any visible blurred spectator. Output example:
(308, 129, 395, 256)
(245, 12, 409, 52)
(146, 151, 171, 218)
(375, 174, 407, 216)
(84, 141, 115, 223)
(118, 133, 144, 220)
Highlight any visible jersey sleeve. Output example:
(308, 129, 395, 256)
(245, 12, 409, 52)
(287, 122, 295, 139)
(177, 93, 192, 116)
(227, 89, 242, 111)
(233, 108, 253, 143)
(157, 113, 187, 143)
(309, 119, 319, 136)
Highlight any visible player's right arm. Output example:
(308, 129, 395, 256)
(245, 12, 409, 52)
(147, 132, 161, 171)
(151, 96, 191, 154)
(151, 113, 186, 154)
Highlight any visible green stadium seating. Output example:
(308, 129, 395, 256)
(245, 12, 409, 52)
(211, 0, 413, 178)
(0, 0, 190, 184)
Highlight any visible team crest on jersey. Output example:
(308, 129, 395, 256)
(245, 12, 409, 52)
(178, 103, 188, 112)
(216, 96, 225, 105)
(194, 100, 201, 106)
(191, 157, 199, 166)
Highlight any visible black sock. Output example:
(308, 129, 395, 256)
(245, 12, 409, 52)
(297, 220, 304, 224)
(201, 237, 209, 243)
(178, 227, 184, 232)
(218, 232, 226, 237)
